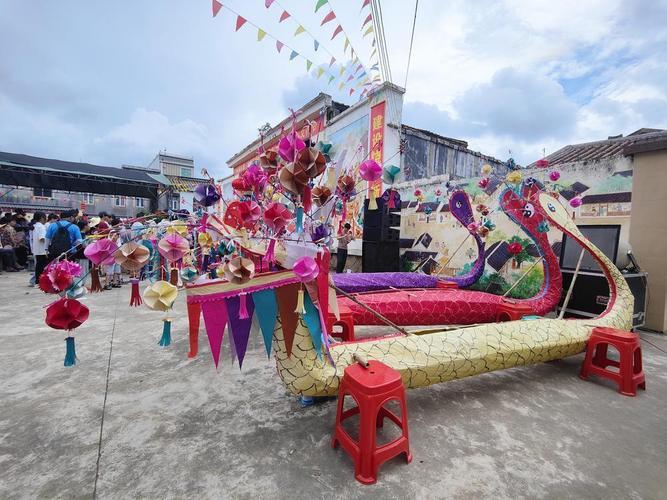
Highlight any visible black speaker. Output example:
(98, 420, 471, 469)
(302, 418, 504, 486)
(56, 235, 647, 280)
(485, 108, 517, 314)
(362, 241, 399, 272)
(558, 270, 648, 327)
(362, 198, 401, 242)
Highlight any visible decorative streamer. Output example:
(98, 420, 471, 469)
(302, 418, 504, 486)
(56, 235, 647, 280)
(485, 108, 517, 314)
(302, 291, 323, 358)
(159, 319, 172, 347)
(64, 337, 77, 367)
(331, 24, 343, 40)
(212, 0, 222, 17)
(257, 28, 266, 41)
(294, 25, 305, 36)
(252, 289, 278, 357)
(295, 206, 304, 233)
(129, 278, 142, 307)
(279, 10, 290, 22)
(275, 283, 299, 357)
(265, 0, 276, 7)
(225, 294, 255, 368)
(321, 11, 336, 25)
(235, 15, 247, 31)
(201, 301, 228, 368)
(289, 50, 298, 60)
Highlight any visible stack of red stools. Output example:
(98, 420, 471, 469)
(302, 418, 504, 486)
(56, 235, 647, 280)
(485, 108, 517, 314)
(326, 305, 355, 342)
(495, 299, 534, 322)
(331, 360, 411, 484)
(579, 326, 646, 396)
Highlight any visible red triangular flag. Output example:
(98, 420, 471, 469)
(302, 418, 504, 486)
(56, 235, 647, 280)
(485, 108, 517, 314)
(362, 13, 372, 27)
(212, 0, 223, 17)
(346, 74, 354, 82)
(331, 24, 343, 40)
(201, 301, 228, 369)
(361, 0, 371, 9)
(321, 11, 336, 26)
(279, 10, 290, 22)
(276, 40, 284, 53)
(265, 0, 275, 7)
(235, 15, 246, 31)
(349, 88, 355, 95)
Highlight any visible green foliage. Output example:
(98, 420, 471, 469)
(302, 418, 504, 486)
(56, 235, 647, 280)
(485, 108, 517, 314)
(505, 266, 544, 299)
(508, 235, 534, 266)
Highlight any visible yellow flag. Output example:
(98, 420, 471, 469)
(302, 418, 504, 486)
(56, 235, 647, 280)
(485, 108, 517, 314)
(294, 25, 305, 36)
(257, 29, 266, 41)
(317, 67, 325, 78)
(363, 26, 374, 37)
(338, 81, 345, 90)
(339, 66, 345, 76)
(306, 60, 312, 71)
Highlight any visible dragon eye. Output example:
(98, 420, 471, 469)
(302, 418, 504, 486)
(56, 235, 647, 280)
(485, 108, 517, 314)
(456, 200, 462, 208)
(547, 202, 556, 212)
(522, 203, 535, 218)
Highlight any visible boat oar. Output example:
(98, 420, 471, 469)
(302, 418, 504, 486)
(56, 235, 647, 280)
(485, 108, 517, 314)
(558, 248, 585, 319)
(330, 283, 412, 337)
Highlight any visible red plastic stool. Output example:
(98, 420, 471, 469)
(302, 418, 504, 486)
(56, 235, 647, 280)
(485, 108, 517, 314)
(579, 327, 646, 397)
(331, 360, 411, 484)
(495, 299, 534, 322)
(326, 305, 355, 342)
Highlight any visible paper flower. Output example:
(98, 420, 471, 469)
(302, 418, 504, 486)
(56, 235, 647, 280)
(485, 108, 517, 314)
(197, 232, 213, 249)
(158, 233, 189, 262)
(84, 238, 118, 266)
(114, 241, 150, 271)
(165, 221, 188, 236)
(297, 147, 326, 179)
(508, 242, 523, 255)
(278, 161, 310, 195)
(476, 204, 489, 215)
(467, 222, 480, 232)
(231, 176, 253, 194)
(477, 226, 489, 237)
(39, 264, 75, 293)
(264, 202, 293, 232)
(311, 186, 332, 207)
(359, 159, 382, 182)
(180, 266, 199, 283)
(336, 174, 356, 199)
(143, 281, 178, 311)
(316, 140, 332, 162)
(259, 150, 279, 175)
(54, 260, 82, 277)
(310, 222, 332, 246)
(569, 197, 583, 208)
(382, 164, 401, 185)
(194, 183, 221, 207)
(223, 200, 260, 230)
(506, 171, 522, 184)
(549, 171, 561, 182)
(293, 256, 318, 282)
(481, 164, 493, 175)
(223, 256, 256, 284)
(536, 158, 550, 168)
(242, 164, 268, 192)
(45, 298, 89, 330)
(278, 132, 306, 163)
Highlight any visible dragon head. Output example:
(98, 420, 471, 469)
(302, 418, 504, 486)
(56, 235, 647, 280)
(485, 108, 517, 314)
(449, 190, 475, 228)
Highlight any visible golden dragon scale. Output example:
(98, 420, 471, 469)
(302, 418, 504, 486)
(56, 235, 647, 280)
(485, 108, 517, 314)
(274, 193, 634, 396)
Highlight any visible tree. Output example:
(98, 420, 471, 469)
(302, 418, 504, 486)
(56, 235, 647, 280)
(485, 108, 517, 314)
(508, 235, 534, 267)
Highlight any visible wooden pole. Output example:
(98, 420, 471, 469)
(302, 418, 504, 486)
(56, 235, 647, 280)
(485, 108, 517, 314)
(558, 248, 585, 319)
(502, 256, 543, 298)
(330, 283, 412, 336)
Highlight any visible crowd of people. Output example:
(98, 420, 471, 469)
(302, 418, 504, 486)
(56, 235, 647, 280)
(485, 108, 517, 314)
(0, 209, 127, 289)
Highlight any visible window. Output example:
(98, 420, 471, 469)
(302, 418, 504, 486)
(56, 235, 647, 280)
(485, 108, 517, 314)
(82, 193, 95, 204)
(180, 167, 193, 177)
(33, 187, 52, 198)
(135, 198, 145, 208)
(169, 197, 179, 210)
(114, 196, 126, 207)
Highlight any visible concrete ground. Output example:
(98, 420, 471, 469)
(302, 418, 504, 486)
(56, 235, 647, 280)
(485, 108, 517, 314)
(1, 270, 666, 500)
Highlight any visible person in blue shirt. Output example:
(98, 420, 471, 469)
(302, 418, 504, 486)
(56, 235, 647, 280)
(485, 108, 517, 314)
(45, 209, 83, 259)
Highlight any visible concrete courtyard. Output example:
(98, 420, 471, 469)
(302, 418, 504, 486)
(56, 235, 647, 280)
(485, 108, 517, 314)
(1, 270, 666, 499)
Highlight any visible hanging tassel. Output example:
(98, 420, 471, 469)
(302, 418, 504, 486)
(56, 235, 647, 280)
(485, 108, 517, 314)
(302, 185, 312, 213)
(296, 206, 304, 233)
(341, 201, 347, 221)
(89, 265, 102, 293)
(169, 267, 179, 286)
(295, 288, 305, 315)
(158, 319, 172, 347)
(64, 336, 77, 366)
(129, 278, 142, 307)
(263, 238, 276, 267)
(368, 195, 378, 210)
(387, 189, 396, 209)
(239, 293, 249, 319)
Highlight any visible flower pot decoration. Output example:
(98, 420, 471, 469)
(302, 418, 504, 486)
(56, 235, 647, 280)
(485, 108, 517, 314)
(478, 177, 490, 189)
(263, 202, 293, 233)
(115, 241, 150, 271)
(143, 280, 179, 346)
(223, 256, 256, 284)
(158, 233, 189, 262)
(194, 183, 221, 207)
(311, 186, 332, 207)
(45, 297, 90, 366)
(259, 150, 279, 175)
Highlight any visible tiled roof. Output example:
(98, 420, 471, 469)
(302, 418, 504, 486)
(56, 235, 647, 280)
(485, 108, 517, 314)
(416, 202, 440, 213)
(165, 175, 208, 192)
(581, 192, 632, 204)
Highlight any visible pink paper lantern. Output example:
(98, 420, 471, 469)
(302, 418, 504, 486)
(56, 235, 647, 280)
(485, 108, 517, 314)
(293, 256, 319, 282)
(359, 159, 382, 182)
(84, 238, 118, 266)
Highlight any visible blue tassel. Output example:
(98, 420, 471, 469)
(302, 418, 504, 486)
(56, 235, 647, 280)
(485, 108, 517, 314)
(64, 336, 77, 367)
(158, 320, 171, 347)
(296, 206, 303, 233)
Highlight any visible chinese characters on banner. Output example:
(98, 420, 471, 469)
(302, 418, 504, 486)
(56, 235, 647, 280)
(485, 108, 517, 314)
(369, 101, 385, 198)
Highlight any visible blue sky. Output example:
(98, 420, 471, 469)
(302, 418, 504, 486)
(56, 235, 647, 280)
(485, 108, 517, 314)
(1, 0, 665, 177)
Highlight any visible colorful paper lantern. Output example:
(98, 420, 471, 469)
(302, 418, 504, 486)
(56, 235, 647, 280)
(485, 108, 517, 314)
(114, 241, 150, 271)
(84, 238, 118, 266)
(158, 233, 189, 262)
(223, 256, 256, 284)
(142, 281, 178, 311)
(194, 183, 221, 207)
(359, 159, 382, 182)
(264, 202, 293, 232)
(45, 297, 89, 331)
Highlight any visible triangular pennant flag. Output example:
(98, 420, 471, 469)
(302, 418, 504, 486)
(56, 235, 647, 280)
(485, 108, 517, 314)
(315, 0, 328, 13)
(235, 15, 247, 31)
(331, 24, 343, 40)
(349, 88, 355, 96)
(370, 63, 379, 70)
(321, 11, 336, 26)
(306, 60, 313, 71)
(276, 40, 284, 53)
(252, 289, 278, 357)
(362, 13, 372, 27)
(363, 25, 374, 37)
(346, 74, 354, 82)
(370, 48, 377, 59)
(275, 283, 300, 357)
(339, 66, 345, 76)
(289, 50, 298, 60)
(372, 38, 376, 47)
(338, 81, 345, 90)
(317, 67, 325, 78)
(328, 75, 335, 84)
(302, 291, 323, 358)
(361, 0, 371, 9)
(329, 56, 336, 66)
(257, 28, 266, 41)
(357, 71, 367, 79)
(344, 37, 350, 53)
(265, 0, 276, 7)
(225, 295, 255, 369)
(294, 25, 305, 36)
(201, 301, 228, 369)
(314, 40, 320, 51)
(279, 10, 290, 22)
(212, 0, 223, 18)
